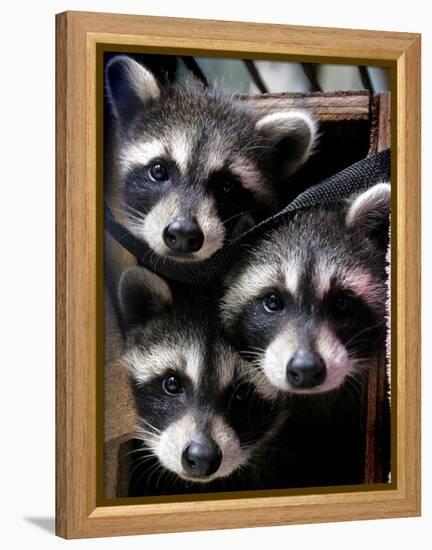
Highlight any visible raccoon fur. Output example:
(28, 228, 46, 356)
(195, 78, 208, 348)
(118, 266, 287, 496)
(105, 55, 317, 263)
(220, 183, 391, 396)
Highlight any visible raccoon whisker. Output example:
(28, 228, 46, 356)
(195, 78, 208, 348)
(109, 205, 135, 218)
(251, 361, 266, 375)
(133, 437, 156, 448)
(230, 465, 246, 488)
(235, 463, 256, 488)
(122, 455, 157, 475)
(134, 439, 159, 458)
(346, 352, 375, 365)
(155, 464, 170, 491)
(342, 369, 367, 396)
(241, 351, 263, 358)
(166, 467, 184, 493)
(131, 465, 157, 494)
(138, 247, 156, 267)
(345, 365, 365, 381)
(153, 253, 165, 273)
(241, 352, 264, 363)
(239, 349, 265, 358)
(134, 427, 159, 441)
(242, 453, 267, 484)
(340, 375, 363, 396)
(238, 414, 281, 442)
(220, 210, 252, 227)
(106, 205, 131, 220)
(134, 436, 159, 449)
(129, 450, 158, 463)
(165, 470, 179, 494)
(122, 208, 152, 233)
(124, 221, 144, 235)
(129, 453, 159, 478)
(138, 246, 165, 273)
(240, 421, 277, 443)
(245, 363, 273, 393)
(124, 204, 148, 219)
(135, 424, 159, 435)
(159, 250, 169, 269)
(124, 216, 146, 232)
(133, 432, 159, 452)
(111, 220, 147, 244)
(143, 461, 167, 495)
(131, 457, 162, 494)
(342, 323, 385, 349)
(129, 454, 159, 476)
(146, 246, 167, 273)
(118, 445, 155, 461)
(233, 372, 257, 388)
(245, 448, 279, 474)
(351, 356, 377, 366)
(248, 346, 268, 354)
(243, 356, 263, 367)
(139, 418, 162, 434)
(110, 205, 147, 230)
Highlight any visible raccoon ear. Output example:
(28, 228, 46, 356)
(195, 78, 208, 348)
(105, 56, 160, 122)
(118, 266, 172, 326)
(255, 111, 318, 176)
(345, 182, 391, 247)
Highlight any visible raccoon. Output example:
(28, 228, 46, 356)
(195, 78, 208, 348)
(118, 266, 287, 495)
(220, 183, 391, 396)
(105, 55, 317, 262)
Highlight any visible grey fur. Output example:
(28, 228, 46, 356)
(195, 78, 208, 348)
(220, 183, 391, 396)
(118, 266, 286, 486)
(105, 56, 317, 262)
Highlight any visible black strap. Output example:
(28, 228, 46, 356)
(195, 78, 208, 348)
(105, 148, 390, 286)
(104, 205, 147, 261)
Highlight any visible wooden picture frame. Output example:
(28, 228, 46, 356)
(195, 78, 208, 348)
(56, 11, 421, 539)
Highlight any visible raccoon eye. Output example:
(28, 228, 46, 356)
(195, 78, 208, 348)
(263, 292, 284, 313)
(333, 294, 356, 313)
(233, 385, 247, 401)
(148, 162, 169, 182)
(221, 179, 238, 194)
(162, 375, 182, 395)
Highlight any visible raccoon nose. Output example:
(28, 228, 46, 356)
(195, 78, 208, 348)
(163, 218, 204, 253)
(181, 435, 222, 478)
(287, 350, 326, 388)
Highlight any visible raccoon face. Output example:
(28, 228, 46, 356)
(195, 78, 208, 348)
(106, 56, 317, 262)
(119, 267, 284, 483)
(221, 183, 391, 396)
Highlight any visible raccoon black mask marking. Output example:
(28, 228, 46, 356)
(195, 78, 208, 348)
(106, 55, 317, 262)
(118, 266, 285, 490)
(220, 183, 391, 396)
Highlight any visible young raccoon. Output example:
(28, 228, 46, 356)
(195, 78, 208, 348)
(118, 266, 286, 495)
(220, 183, 391, 396)
(105, 55, 317, 262)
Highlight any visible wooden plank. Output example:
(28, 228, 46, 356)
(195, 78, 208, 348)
(55, 12, 68, 539)
(242, 91, 372, 120)
(56, 11, 98, 537)
(363, 91, 392, 484)
(399, 34, 421, 514)
(62, 11, 417, 62)
(368, 93, 391, 154)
